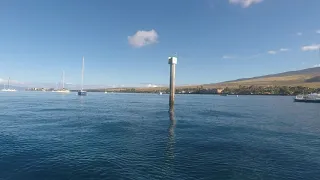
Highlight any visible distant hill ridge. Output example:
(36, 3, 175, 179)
(222, 67, 320, 83)
(204, 67, 320, 88)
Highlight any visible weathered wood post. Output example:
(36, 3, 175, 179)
(168, 56, 177, 111)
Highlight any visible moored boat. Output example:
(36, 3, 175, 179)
(294, 93, 320, 103)
(1, 77, 17, 92)
(78, 90, 87, 96)
(54, 89, 70, 93)
(53, 71, 70, 93)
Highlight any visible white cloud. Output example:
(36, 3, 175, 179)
(314, 64, 320, 67)
(301, 44, 320, 51)
(128, 29, 158, 48)
(267, 48, 289, 55)
(316, 30, 320, 34)
(268, 50, 277, 54)
(229, 0, 263, 8)
(222, 55, 234, 59)
(296, 32, 302, 36)
(279, 48, 289, 52)
(146, 84, 158, 88)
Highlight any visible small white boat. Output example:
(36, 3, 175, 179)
(54, 89, 70, 93)
(159, 92, 163, 95)
(1, 89, 17, 92)
(1, 77, 17, 92)
(294, 93, 320, 103)
(53, 71, 70, 93)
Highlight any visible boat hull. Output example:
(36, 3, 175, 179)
(78, 91, 87, 96)
(294, 98, 320, 103)
(294, 93, 320, 103)
(1, 89, 17, 92)
(54, 91, 70, 93)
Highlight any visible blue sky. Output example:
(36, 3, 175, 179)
(1, 0, 320, 88)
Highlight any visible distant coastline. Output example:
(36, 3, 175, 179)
(99, 85, 320, 96)
(25, 85, 319, 96)
(24, 66, 320, 96)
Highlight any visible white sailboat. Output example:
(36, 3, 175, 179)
(1, 77, 17, 92)
(1, 84, 6, 91)
(78, 56, 87, 96)
(53, 71, 70, 93)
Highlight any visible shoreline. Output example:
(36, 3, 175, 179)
(23, 90, 298, 96)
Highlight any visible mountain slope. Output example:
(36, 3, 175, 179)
(224, 67, 320, 83)
(205, 67, 320, 88)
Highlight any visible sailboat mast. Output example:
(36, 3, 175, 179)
(62, 71, 65, 89)
(81, 56, 84, 90)
(8, 77, 10, 89)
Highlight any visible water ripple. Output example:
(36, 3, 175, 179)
(0, 93, 320, 180)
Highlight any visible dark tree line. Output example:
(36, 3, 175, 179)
(71, 85, 320, 95)
(222, 85, 320, 95)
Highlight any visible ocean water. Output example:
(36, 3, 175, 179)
(0, 92, 320, 180)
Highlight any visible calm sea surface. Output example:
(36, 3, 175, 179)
(0, 92, 320, 180)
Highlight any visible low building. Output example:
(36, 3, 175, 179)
(217, 88, 224, 94)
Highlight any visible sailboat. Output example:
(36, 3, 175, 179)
(1, 77, 17, 92)
(78, 56, 87, 96)
(53, 71, 70, 93)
